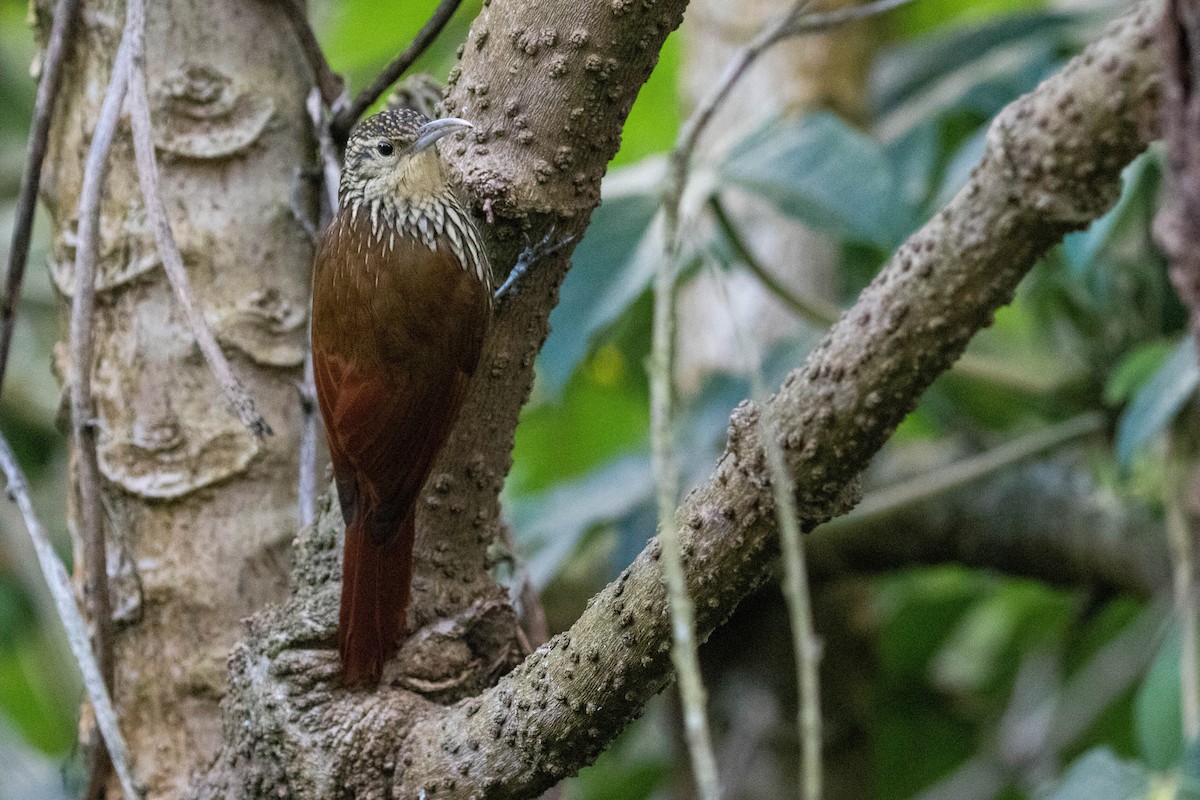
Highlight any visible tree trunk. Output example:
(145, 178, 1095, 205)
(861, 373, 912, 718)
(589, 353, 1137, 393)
(39, 1, 314, 795)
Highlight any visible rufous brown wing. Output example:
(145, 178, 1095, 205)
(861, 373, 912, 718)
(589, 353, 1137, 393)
(312, 204, 488, 686)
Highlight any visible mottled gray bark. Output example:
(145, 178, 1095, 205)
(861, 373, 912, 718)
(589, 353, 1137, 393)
(196, 3, 1165, 799)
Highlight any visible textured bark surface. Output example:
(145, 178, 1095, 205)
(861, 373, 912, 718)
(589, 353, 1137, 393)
(406, 0, 688, 630)
(1158, 0, 1200, 334)
(39, 0, 314, 796)
(197, 3, 1164, 798)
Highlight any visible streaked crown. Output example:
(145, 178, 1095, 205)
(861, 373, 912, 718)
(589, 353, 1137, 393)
(336, 109, 490, 292)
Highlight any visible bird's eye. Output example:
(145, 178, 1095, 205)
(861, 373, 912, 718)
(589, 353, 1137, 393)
(376, 141, 395, 156)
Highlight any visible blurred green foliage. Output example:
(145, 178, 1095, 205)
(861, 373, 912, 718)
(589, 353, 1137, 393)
(0, 0, 1192, 798)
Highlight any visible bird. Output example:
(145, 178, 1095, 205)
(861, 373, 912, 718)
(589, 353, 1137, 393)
(310, 109, 491, 686)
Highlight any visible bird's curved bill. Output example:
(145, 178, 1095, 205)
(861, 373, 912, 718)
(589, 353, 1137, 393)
(412, 117, 473, 153)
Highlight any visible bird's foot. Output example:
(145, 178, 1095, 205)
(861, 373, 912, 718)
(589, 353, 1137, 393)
(493, 225, 576, 301)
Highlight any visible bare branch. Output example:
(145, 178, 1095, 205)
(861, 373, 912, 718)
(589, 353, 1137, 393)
(845, 414, 1105, 523)
(330, 0, 463, 143)
(780, 0, 914, 37)
(0, 0, 83, 402)
(275, 0, 345, 109)
(125, 0, 271, 439)
(709, 195, 842, 327)
(306, 89, 340, 224)
(0, 434, 139, 800)
(649, 213, 720, 799)
(297, 88, 340, 528)
(811, 447, 1168, 596)
(298, 352, 318, 528)
(69, 25, 134, 800)
(708, 260, 822, 799)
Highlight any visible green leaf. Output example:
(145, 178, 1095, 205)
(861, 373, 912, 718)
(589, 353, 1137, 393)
(1038, 749, 1149, 800)
(509, 455, 653, 589)
(510, 349, 650, 497)
(875, 37, 1061, 143)
(886, 0, 1053, 41)
(610, 31, 681, 166)
(0, 634, 78, 755)
(1116, 338, 1199, 468)
(1106, 341, 1175, 407)
(722, 112, 906, 248)
(1062, 152, 1159, 277)
(539, 163, 664, 396)
(321, 0, 481, 92)
(884, 120, 943, 211)
(930, 125, 988, 210)
(1135, 625, 1184, 772)
(566, 707, 671, 800)
(872, 9, 1076, 115)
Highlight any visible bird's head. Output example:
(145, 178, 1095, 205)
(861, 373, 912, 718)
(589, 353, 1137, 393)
(339, 109, 472, 206)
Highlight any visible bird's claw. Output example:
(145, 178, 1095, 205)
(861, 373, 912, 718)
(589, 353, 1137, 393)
(493, 225, 576, 301)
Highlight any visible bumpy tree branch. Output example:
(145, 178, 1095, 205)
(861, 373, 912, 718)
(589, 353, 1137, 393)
(200, 2, 1164, 798)
(397, 3, 1165, 794)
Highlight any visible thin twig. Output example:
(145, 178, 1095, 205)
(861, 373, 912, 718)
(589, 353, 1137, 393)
(298, 350, 317, 528)
(707, 259, 822, 799)
(670, 0, 914, 233)
(839, 413, 1106, 525)
(70, 29, 133, 800)
(296, 89, 340, 527)
(780, 0, 913, 37)
(1167, 449, 1200, 740)
(708, 194, 841, 327)
(0, 0, 84, 403)
(275, 0, 345, 109)
(307, 89, 341, 224)
(672, 2, 807, 189)
(649, 248, 720, 800)
(125, 2, 271, 440)
(330, 0, 464, 143)
(0, 434, 140, 800)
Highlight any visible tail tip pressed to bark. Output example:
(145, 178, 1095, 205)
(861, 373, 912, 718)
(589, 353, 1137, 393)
(337, 516, 414, 687)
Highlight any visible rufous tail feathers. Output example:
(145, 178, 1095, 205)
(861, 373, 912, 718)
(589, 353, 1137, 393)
(337, 510, 415, 686)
